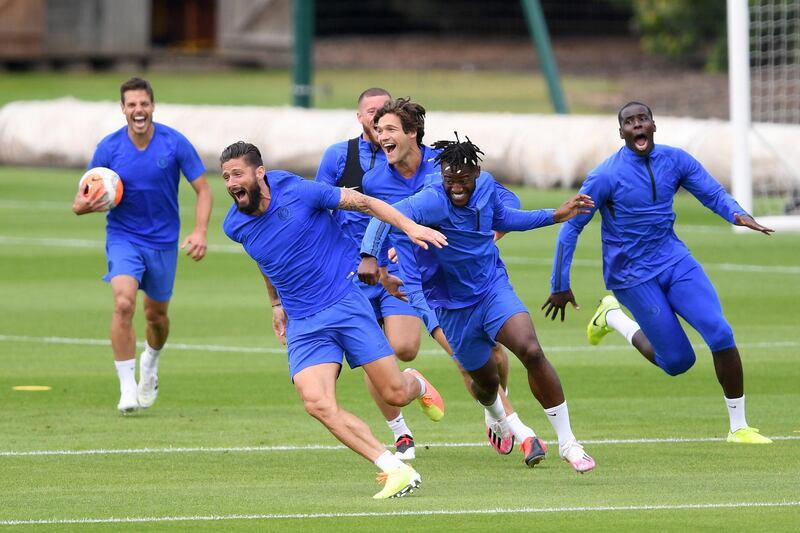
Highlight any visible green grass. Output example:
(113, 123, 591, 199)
(1, 166, 799, 531)
(0, 69, 617, 113)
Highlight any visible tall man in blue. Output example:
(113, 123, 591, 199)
(72, 77, 212, 414)
(543, 101, 774, 444)
(220, 141, 447, 499)
(360, 135, 597, 473)
(361, 99, 544, 463)
(315, 88, 424, 460)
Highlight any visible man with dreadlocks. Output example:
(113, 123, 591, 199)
(360, 133, 598, 473)
(359, 98, 563, 469)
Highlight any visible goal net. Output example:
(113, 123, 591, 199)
(731, 0, 800, 230)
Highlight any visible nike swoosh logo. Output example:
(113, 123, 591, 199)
(547, 413, 557, 417)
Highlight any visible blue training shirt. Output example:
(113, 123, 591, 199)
(223, 171, 358, 319)
(361, 146, 442, 292)
(89, 123, 205, 249)
(551, 144, 747, 292)
(362, 172, 554, 309)
(362, 147, 523, 293)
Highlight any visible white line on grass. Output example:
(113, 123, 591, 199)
(1, 334, 798, 357)
(2, 436, 798, 457)
(3, 234, 799, 274)
(1, 501, 798, 526)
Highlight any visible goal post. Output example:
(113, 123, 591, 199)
(728, 0, 800, 231)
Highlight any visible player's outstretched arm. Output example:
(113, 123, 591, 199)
(734, 213, 775, 235)
(261, 271, 287, 346)
(553, 194, 595, 223)
(339, 188, 447, 250)
(541, 289, 580, 322)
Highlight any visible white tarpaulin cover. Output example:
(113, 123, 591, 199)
(1, 98, 798, 188)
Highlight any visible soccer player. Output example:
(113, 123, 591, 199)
(361, 98, 546, 464)
(315, 88, 424, 460)
(220, 141, 447, 499)
(72, 77, 212, 414)
(360, 134, 597, 473)
(543, 101, 774, 444)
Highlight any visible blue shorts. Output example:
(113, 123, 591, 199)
(360, 282, 417, 322)
(436, 274, 527, 372)
(613, 254, 735, 376)
(407, 290, 440, 335)
(286, 285, 394, 379)
(104, 239, 177, 302)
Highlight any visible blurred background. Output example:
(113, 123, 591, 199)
(0, 0, 746, 116)
(0, 0, 798, 219)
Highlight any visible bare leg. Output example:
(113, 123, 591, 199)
(294, 363, 387, 461)
(364, 315, 421, 421)
(495, 312, 565, 409)
(142, 295, 170, 350)
(712, 346, 744, 398)
(110, 276, 138, 362)
(433, 326, 515, 414)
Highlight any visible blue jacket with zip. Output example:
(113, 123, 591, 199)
(551, 144, 747, 292)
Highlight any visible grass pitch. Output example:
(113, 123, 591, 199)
(0, 166, 798, 531)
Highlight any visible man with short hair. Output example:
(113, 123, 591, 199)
(360, 127, 596, 473)
(72, 77, 212, 414)
(543, 101, 774, 444)
(315, 88, 426, 460)
(221, 141, 447, 498)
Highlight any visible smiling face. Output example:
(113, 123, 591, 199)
(121, 89, 154, 139)
(357, 94, 391, 145)
(376, 112, 417, 166)
(619, 104, 656, 156)
(221, 156, 266, 215)
(442, 164, 480, 207)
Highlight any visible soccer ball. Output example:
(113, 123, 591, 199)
(79, 167, 124, 211)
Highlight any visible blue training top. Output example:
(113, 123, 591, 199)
(362, 171, 554, 309)
(362, 147, 522, 293)
(551, 144, 747, 292)
(89, 123, 205, 249)
(223, 171, 358, 319)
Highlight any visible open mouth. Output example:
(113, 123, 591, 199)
(133, 115, 147, 128)
(450, 191, 467, 203)
(230, 187, 247, 202)
(382, 142, 396, 155)
(634, 133, 649, 151)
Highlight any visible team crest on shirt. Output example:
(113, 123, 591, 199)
(277, 206, 291, 220)
(157, 156, 168, 169)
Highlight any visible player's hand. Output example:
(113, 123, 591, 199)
(493, 231, 507, 242)
(734, 213, 774, 235)
(553, 194, 594, 223)
(381, 273, 408, 302)
(404, 222, 447, 250)
(271, 304, 287, 346)
(180, 229, 208, 261)
(387, 247, 398, 263)
(541, 289, 579, 322)
(358, 256, 380, 285)
(71, 186, 110, 215)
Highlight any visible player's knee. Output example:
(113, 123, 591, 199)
(144, 309, 169, 329)
(379, 380, 409, 407)
(302, 396, 336, 422)
(707, 325, 735, 353)
(392, 345, 417, 363)
(660, 352, 696, 376)
(515, 342, 546, 368)
(113, 296, 136, 319)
